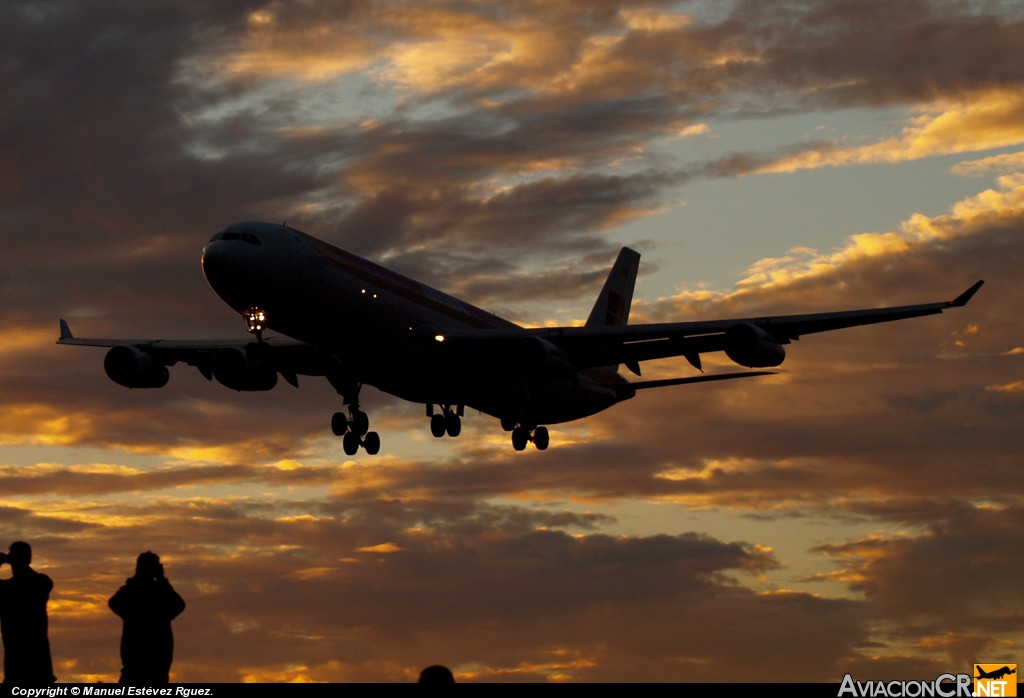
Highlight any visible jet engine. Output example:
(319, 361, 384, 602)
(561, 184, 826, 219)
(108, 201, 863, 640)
(104, 346, 169, 389)
(517, 337, 576, 381)
(724, 323, 786, 368)
(212, 346, 278, 391)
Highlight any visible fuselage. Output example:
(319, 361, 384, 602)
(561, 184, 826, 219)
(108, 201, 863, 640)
(200, 221, 622, 425)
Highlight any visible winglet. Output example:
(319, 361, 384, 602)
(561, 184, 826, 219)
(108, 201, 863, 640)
(59, 319, 73, 341)
(949, 280, 984, 308)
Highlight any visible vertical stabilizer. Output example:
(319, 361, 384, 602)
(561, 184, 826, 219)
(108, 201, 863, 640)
(586, 247, 640, 328)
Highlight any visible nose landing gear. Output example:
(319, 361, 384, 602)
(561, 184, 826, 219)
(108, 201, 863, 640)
(243, 306, 269, 343)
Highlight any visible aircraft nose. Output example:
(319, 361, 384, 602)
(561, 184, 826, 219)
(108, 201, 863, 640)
(201, 241, 226, 283)
(201, 239, 245, 292)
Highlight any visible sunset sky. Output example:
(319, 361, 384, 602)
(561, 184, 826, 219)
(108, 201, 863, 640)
(1, 0, 1022, 682)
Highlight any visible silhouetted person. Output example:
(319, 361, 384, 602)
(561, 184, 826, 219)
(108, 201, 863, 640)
(418, 665, 455, 684)
(109, 551, 185, 685)
(0, 541, 55, 685)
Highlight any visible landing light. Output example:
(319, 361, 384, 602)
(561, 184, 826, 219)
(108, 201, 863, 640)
(434, 334, 445, 343)
(244, 306, 268, 334)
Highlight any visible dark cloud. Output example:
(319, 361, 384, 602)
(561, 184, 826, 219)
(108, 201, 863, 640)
(813, 504, 1024, 634)
(4, 182, 1019, 502)
(11, 492, 874, 682)
(0, 462, 339, 497)
(6, 0, 1023, 324)
(737, 0, 1024, 108)
(305, 171, 673, 259)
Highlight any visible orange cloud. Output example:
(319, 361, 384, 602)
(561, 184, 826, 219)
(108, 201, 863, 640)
(0, 327, 54, 356)
(223, 9, 376, 80)
(0, 403, 95, 447)
(950, 150, 1024, 177)
(5, 1, 1024, 683)
(656, 172, 1024, 298)
(755, 89, 1024, 174)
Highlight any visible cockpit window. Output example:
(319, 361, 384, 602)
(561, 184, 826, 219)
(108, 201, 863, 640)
(210, 229, 263, 245)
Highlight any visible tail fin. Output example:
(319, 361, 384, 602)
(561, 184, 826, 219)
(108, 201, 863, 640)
(587, 247, 641, 376)
(586, 247, 640, 328)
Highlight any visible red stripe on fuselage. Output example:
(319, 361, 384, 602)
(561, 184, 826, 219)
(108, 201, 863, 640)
(297, 231, 520, 332)
(294, 228, 622, 393)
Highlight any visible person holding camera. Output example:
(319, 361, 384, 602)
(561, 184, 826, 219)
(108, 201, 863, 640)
(0, 541, 55, 685)
(109, 551, 186, 685)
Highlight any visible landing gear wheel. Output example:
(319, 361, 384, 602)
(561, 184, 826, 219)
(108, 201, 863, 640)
(430, 413, 446, 438)
(363, 431, 380, 455)
(511, 427, 529, 451)
(500, 416, 516, 432)
(342, 431, 360, 456)
(331, 412, 348, 436)
(533, 426, 549, 451)
(351, 410, 370, 436)
(445, 413, 462, 437)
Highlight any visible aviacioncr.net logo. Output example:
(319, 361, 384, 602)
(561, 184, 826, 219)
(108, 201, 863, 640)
(974, 664, 1017, 697)
(838, 673, 973, 697)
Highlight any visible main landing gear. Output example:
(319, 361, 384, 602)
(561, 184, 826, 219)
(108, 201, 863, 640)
(501, 417, 549, 451)
(331, 407, 380, 456)
(428, 404, 463, 438)
(329, 381, 380, 456)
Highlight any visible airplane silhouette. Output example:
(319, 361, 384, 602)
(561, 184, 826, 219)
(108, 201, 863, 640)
(59, 221, 983, 454)
(976, 666, 1017, 681)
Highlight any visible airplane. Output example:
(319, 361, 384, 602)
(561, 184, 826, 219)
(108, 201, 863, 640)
(975, 666, 1016, 681)
(58, 221, 984, 455)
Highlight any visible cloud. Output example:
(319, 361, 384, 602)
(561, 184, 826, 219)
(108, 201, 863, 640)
(3, 0, 1024, 683)
(223, 5, 380, 82)
(813, 504, 1024, 634)
(211, 0, 1024, 114)
(645, 173, 1024, 313)
(6, 0, 1023, 333)
(4, 481, 843, 675)
(725, 0, 1024, 108)
(749, 90, 1024, 174)
(4, 114, 1020, 510)
(4, 487, 876, 682)
(950, 150, 1024, 177)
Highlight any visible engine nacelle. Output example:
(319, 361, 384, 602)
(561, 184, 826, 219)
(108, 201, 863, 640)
(724, 323, 786, 368)
(104, 346, 169, 389)
(517, 337, 577, 381)
(212, 346, 278, 391)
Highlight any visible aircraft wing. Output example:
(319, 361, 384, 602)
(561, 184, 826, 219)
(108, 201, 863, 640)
(57, 320, 338, 386)
(440, 280, 984, 373)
